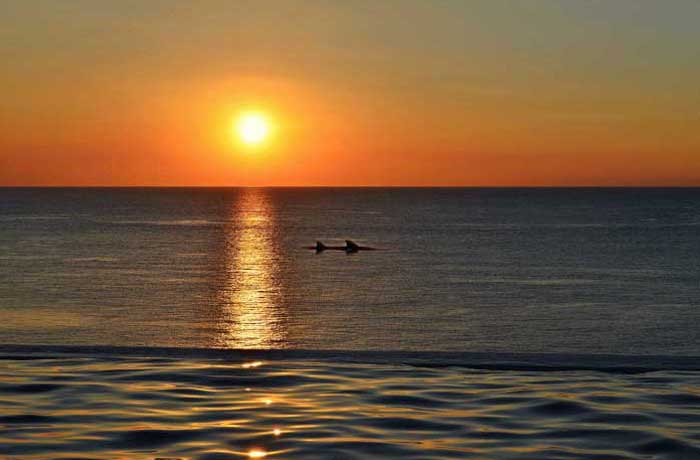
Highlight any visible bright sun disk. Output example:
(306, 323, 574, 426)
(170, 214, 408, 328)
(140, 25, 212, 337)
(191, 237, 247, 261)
(236, 113, 270, 146)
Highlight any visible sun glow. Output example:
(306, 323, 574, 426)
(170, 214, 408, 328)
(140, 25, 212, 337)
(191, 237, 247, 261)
(236, 112, 270, 146)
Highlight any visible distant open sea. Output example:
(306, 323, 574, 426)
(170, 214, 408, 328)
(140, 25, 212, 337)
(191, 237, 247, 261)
(1, 187, 700, 459)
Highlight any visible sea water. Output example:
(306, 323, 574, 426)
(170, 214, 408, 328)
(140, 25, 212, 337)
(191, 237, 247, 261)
(1, 187, 699, 459)
(1, 187, 699, 354)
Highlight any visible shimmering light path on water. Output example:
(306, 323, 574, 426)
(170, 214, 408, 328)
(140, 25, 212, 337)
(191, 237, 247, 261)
(1, 353, 700, 460)
(2, 187, 700, 355)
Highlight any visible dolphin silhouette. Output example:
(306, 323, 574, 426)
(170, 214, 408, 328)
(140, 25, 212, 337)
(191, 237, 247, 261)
(343, 240, 377, 252)
(305, 240, 378, 253)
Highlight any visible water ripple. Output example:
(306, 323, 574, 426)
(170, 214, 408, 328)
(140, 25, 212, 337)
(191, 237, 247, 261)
(1, 354, 700, 459)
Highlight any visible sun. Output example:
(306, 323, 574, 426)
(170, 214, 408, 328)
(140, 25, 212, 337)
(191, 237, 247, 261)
(235, 112, 270, 146)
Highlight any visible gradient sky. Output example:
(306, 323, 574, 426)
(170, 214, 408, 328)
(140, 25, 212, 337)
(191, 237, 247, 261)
(1, 0, 699, 186)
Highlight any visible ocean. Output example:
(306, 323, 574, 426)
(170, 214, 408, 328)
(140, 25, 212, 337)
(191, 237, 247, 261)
(1, 187, 699, 459)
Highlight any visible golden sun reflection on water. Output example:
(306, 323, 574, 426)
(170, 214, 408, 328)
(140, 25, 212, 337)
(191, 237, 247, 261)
(248, 449, 267, 458)
(218, 189, 286, 349)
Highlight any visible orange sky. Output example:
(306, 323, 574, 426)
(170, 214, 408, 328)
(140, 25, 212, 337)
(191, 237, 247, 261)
(1, 1, 699, 186)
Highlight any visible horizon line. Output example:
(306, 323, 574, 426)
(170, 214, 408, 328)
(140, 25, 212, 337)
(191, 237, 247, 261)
(1, 185, 700, 189)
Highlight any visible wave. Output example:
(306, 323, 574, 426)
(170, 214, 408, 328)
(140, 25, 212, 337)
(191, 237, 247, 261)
(450, 222, 700, 229)
(0, 215, 69, 222)
(463, 277, 598, 286)
(108, 219, 223, 227)
(1, 346, 700, 459)
(63, 257, 119, 263)
(0, 255, 59, 260)
(1, 344, 699, 373)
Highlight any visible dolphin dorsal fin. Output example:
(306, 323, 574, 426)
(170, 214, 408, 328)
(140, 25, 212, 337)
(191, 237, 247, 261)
(345, 240, 359, 251)
(316, 241, 327, 251)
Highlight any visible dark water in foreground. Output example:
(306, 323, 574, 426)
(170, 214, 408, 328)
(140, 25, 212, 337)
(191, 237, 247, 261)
(2, 348, 700, 460)
(1, 187, 700, 354)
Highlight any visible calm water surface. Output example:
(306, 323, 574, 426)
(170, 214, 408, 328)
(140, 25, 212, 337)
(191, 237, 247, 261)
(1, 187, 699, 354)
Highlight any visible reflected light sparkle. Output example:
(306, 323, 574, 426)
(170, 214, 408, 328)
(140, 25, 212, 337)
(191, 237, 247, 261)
(218, 188, 286, 349)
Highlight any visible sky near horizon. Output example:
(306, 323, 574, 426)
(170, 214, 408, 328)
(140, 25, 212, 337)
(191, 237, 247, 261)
(1, 0, 699, 186)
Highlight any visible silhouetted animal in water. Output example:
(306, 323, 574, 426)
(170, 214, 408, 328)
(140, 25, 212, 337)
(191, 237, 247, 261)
(306, 240, 378, 253)
(343, 240, 377, 252)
